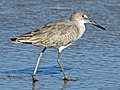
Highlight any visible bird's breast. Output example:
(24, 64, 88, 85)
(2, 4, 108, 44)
(76, 23, 85, 40)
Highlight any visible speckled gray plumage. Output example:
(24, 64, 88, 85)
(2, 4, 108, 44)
(11, 12, 86, 48)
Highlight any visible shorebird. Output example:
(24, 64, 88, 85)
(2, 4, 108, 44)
(11, 11, 106, 82)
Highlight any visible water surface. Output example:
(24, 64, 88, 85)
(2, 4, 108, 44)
(0, 0, 120, 90)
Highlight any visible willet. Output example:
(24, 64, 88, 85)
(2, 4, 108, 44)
(11, 11, 106, 82)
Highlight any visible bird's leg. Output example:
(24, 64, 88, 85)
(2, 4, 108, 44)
(32, 47, 46, 82)
(57, 51, 69, 80)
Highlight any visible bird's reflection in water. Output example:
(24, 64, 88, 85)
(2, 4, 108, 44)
(32, 81, 37, 90)
(60, 80, 68, 90)
(32, 79, 69, 90)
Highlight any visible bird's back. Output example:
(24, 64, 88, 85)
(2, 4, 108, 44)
(11, 19, 80, 48)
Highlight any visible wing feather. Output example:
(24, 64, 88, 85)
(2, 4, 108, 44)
(11, 20, 78, 47)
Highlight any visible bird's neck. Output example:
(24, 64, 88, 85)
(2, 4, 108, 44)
(74, 21, 86, 39)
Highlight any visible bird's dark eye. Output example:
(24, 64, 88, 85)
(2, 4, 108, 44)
(82, 15, 88, 19)
(82, 15, 84, 17)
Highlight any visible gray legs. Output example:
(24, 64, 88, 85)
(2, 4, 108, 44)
(32, 47, 46, 82)
(32, 47, 69, 82)
(57, 51, 68, 80)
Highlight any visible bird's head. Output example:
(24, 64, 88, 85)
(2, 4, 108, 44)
(70, 11, 106, 30)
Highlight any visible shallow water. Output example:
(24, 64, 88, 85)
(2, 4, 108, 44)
(0, 0, 120, 90)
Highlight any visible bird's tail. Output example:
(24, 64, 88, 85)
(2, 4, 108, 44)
(11, 33, 32, 44)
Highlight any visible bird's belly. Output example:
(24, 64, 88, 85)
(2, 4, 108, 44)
(58, 43, 72, 53)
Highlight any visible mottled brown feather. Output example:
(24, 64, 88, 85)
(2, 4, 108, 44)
(12, 20, 79, 48)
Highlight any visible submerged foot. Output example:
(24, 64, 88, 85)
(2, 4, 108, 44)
(32, 75, 38, 82)
(63, 77, 72, 81)
(63, 75, 72, 81)
(63, 75, 78, 81)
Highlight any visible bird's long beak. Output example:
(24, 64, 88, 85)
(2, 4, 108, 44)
(90, 21, 106, 30)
